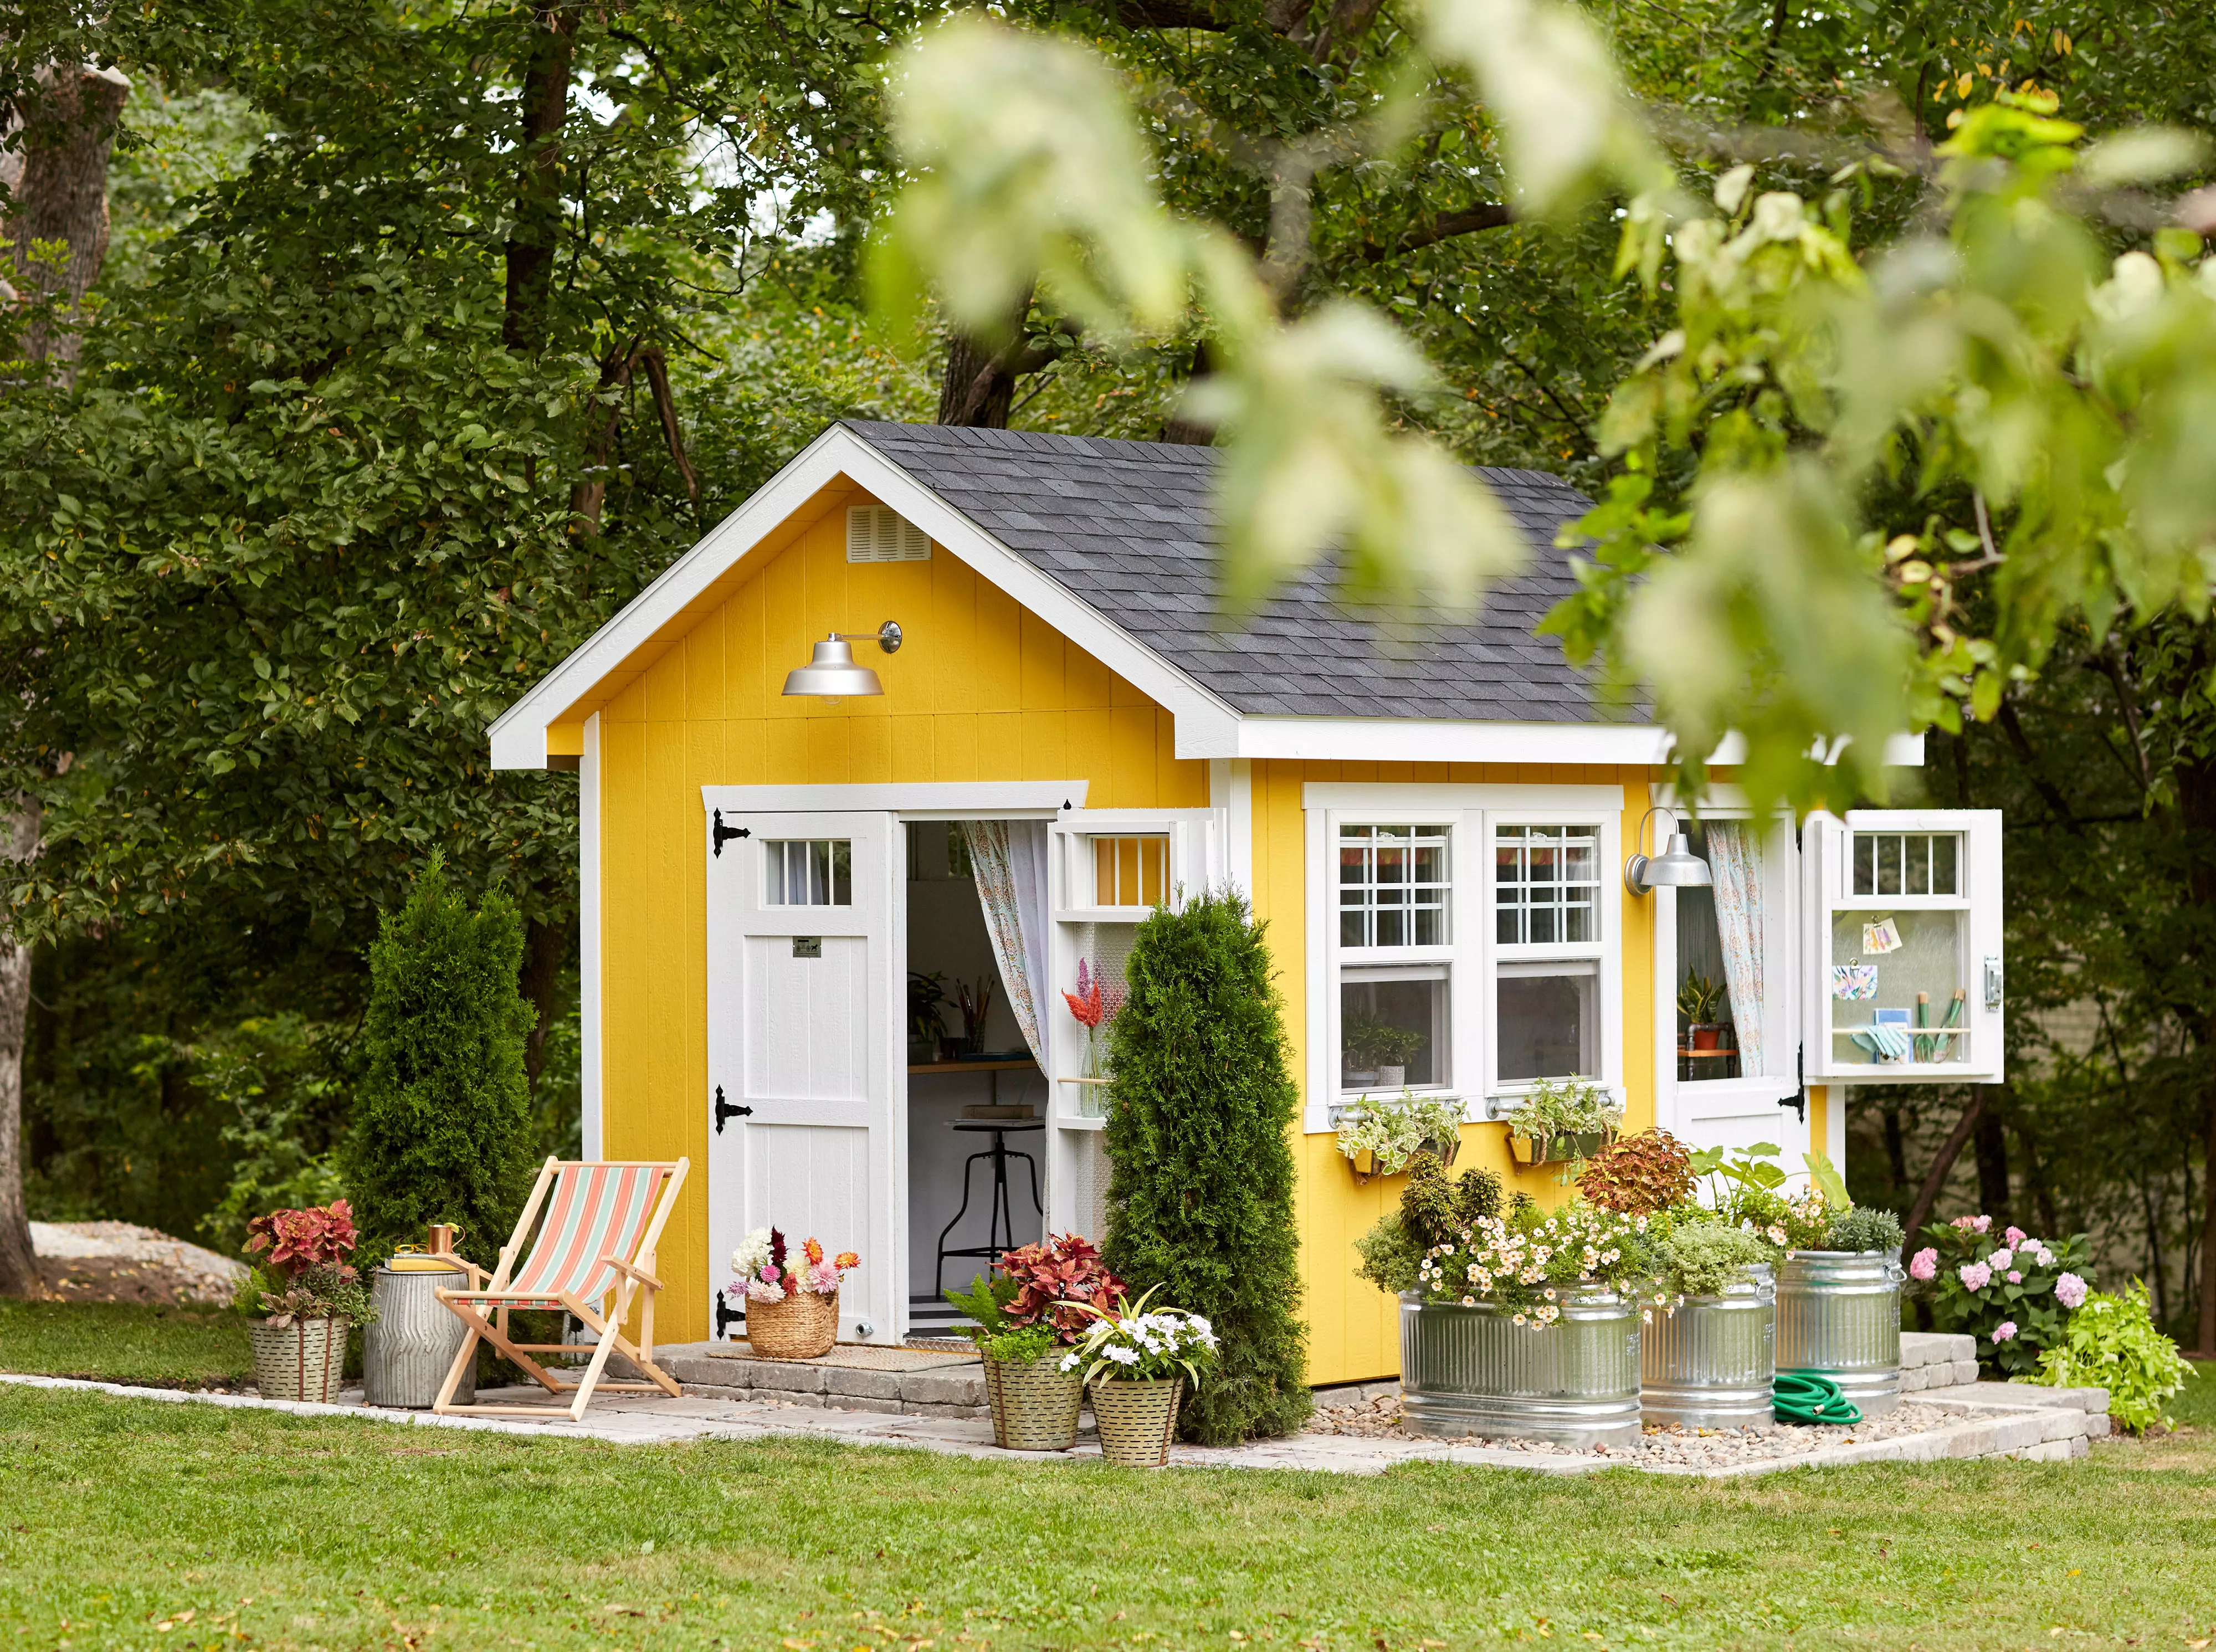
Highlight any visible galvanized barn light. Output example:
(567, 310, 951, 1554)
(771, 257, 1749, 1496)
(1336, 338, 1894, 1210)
(782, 621, 904, 697)
(1624, 806, 1712, 895)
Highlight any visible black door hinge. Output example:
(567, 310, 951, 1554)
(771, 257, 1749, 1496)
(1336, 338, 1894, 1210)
(712, 809, 750, 858)
(714, 1085, 753, 1133)
(715, 1290, 746, 1340)
(1780, 1042, 1808, 1124)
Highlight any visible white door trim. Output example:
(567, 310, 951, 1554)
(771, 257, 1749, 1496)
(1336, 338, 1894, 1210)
(703, 782, 1087, 818)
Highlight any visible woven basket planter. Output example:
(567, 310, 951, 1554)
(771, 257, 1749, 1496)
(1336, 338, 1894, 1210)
(250, 1316, 348, 1403)
(746, 1289, 838, 1360)
(983, 1354, 1084, 1451)
(1090, 1376, 1183, 1468)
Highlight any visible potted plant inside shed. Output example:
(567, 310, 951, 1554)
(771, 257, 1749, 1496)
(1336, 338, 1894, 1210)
(1341, 1007, 1428, 1091)
(238, 1199, 377, 1403)
(1335, 1089, 1466, 1184)
(1061, 1286, 1220, 1468)
(948, 1233, 1123, 1451)
(729, 1227, 858, 1360)
(1505, 1076, 1622, 1168)
(1676, 970, 1729, 1051)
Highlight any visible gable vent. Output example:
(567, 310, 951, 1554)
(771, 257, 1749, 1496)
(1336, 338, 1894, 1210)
(846, 506, 931, 563)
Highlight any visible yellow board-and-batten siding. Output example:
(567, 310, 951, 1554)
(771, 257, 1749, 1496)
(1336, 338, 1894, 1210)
(572, 478, 1661, 1385)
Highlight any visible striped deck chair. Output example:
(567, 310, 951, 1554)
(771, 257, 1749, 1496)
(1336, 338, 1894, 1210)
(433, 1156, 689, 1420)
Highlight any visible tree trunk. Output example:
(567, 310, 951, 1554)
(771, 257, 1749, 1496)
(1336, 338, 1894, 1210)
(1, 63, 130, 378)
(1880, 1101, 1909, 1203)
(936, 329, 1022, 428)
(0, 797, 45, 1297)
(519, 915, 568, 1095)
(502, 3, 579, 352)
(1900, 1089, 1985, 1263)
(2179, 749, 2216, 1353)
(1972, 1111, 2011, 1227)
(2200, 1092, 2216, 1355)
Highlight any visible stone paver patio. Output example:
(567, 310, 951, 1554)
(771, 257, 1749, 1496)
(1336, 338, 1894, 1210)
(0, 1332, 2111, 1478)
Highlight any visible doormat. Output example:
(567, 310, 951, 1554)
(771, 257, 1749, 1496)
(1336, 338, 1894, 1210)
(706, 1341, 977, 1371)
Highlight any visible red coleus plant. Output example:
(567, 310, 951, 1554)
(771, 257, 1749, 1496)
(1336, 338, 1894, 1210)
(995, 1233, 1126, 1344)
(245, 1200, 360, 1280)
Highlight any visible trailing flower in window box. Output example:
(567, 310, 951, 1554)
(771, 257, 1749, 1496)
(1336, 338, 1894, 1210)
(1505, 1077, 1622, 1168)
(1335, 1089, 1466, 1183)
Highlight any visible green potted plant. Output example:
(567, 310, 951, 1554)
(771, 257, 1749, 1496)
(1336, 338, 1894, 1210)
(238, 1199, 377, 1403)
(1676, 971, 1729, 1051)
(1060, 1287, 1220, 1467)
(1505, 1076, 1623, 1167)
(1341, 1007, 1428, 1090)
(947, 1234, 1124, 1451)
(1335, 1089, 1467, 1182)
(908, 971, 948, 1065)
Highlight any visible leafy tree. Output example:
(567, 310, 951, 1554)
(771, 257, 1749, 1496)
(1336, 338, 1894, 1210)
(1102, 891, 1311, 1444)
(339, 856, 538, 1267)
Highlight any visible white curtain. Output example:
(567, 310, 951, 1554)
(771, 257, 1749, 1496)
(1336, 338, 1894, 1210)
(1707, 822, 1764, 1074)
(961, 820, 1051, 1065)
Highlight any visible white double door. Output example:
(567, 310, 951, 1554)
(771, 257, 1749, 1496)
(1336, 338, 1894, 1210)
(706, 810, 901, 1343)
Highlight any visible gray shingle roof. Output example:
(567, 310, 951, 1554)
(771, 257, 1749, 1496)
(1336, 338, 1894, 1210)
(843, 420, 1612, 724)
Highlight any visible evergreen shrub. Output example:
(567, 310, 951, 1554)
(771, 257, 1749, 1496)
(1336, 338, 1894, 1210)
(1102, 890, 1311, 1444)
(340, 855, 540, 1266)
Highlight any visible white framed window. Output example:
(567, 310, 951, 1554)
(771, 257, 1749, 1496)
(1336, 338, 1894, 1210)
(1301, 785, 1624, 1132)
(1803, 808, 2004, 1084)
(765, 838, 852, 906)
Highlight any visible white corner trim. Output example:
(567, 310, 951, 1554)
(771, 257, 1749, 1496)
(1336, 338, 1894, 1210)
(1302, 802, 1332, 1133)
(1302, 781, 1627, 813)
(579, 712, 603, 1161)
(701, 781, 1088, 817)
(488, 426, 1239, 770)
(1210, 759, 1254, 899)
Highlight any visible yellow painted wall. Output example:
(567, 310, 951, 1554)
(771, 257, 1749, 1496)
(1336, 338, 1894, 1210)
(589, 481, 1666, 1377)
(596, 484, 1208, 1345)
(1248, 761, 1659, 1386)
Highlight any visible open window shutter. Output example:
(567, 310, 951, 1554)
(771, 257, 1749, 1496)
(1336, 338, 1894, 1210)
(1803, 808, 2004, 1083)
(1041, 808, 1218, 1241)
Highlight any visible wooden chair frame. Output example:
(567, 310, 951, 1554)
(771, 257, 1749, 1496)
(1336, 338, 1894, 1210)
(432, 1156, 690, 1422)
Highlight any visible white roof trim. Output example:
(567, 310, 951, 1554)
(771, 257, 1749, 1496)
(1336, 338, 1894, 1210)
(488, 425, 1238, 770)
(1225, 719, 1924, 767)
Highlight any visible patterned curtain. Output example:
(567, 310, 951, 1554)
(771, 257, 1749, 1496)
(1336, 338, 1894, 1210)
(1707, 821, 1764, 1074)
(960, 820, 1050, 1065)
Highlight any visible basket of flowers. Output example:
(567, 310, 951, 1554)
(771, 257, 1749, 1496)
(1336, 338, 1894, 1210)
(729, 1228, 857, 1359)
(238, 1199, 378, 1403)
(1060, 1287, 1219, 1468)
(947, 1234, 1124, 1451)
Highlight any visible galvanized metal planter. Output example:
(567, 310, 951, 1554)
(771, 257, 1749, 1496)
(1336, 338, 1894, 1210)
(363, 1260, 475, 1409)
(1641, 1263, 1775, 1429)
(1398, 1288, 1642, 1447)
(1775, 1250, 1906, 1417)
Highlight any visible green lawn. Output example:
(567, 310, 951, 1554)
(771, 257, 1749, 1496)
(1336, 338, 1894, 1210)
(6, 1310, 2215, 1650)
(0, 1299, 250, 1387)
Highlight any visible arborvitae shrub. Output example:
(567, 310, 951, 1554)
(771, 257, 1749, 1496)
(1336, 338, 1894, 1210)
(1102, 890, 1311, 1443)
(340, 855, 539, 1266)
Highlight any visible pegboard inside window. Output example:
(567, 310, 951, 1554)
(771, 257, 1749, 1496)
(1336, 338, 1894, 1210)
(846, 506, 931, 563)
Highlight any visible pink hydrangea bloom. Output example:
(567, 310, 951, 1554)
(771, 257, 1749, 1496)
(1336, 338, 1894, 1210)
(2056, 1272, 2088, 1310)
(1988, 1248, 2014, 1271)
(2007, 1270, 2023, 1283)
(1992, 1321, 2018, 1342)
(2005, 1225, 2027, 1248)
(1973, 1214, 1993, 1233)
(1959, 1261, 1993, 1291)
(1951, 1215, 1978, 1229)
(1909, 1247, 1938, 1281)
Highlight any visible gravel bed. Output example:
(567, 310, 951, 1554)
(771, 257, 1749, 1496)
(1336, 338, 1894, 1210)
(1307, 1392, 1959, 1466)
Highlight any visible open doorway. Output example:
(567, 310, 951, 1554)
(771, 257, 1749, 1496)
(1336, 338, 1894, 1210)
(904, 821, 1048, 1337)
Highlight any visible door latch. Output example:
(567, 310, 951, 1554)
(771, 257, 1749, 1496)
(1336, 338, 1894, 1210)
(711, 809, 750, 858)
(1983, 956, 2004, 1009)
(714, 1085, 753, 1133)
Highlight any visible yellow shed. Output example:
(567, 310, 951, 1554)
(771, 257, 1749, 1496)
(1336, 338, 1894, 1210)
(489, 420, 2003, 1387)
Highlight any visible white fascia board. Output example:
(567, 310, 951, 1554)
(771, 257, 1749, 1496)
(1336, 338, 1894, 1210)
(832, 444, 1242, 758)
(487, 426, 1239, 769)
(1232, 719, 1928, 768)
(701, 781, 1088, 817)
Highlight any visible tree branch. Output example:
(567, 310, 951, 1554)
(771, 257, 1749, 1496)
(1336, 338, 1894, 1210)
(1900, 1090, 1987, 1263)
(635, 345, 700, 509)
(1360, 201, 1513, 262)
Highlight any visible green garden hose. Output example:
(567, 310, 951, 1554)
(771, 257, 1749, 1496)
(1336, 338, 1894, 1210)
(1773, 1373, 1863, 1427)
